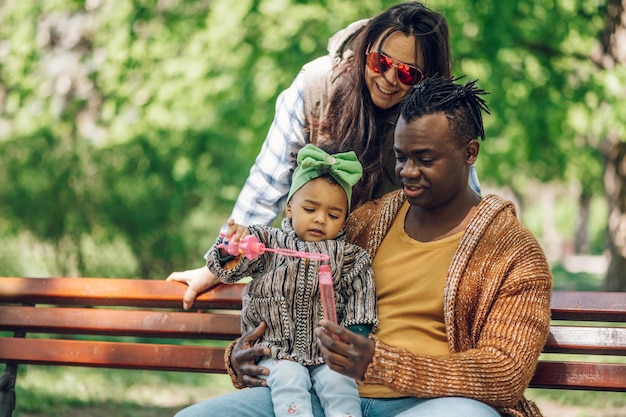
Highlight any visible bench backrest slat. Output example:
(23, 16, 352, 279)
(0, 277, 245, 309)
(544, 325, 626, 356)
(0, 306, 241, 340)
(530, 361, 626, 391)
(549, 290, 626, 321)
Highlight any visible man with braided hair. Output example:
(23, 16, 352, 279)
(313, 76, 552, 417)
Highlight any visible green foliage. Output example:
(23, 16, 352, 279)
(0, 0, 623, 277)
(550, 263, 604, 291)
(0, 0, 416, 277)
(440, 0, 619, 194)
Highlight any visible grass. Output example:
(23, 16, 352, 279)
(525, 389, 626, 417)
(526, 388, 626, 409)
(10, 366, 236, 417)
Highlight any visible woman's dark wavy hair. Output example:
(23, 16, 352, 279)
(400, 76, 490, 145)
(323, 2, 452, 207)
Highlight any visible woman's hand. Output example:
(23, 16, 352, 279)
(166, 266, 220, 310)
(231, 322, 271, 387)
(314, 319, 375, 381)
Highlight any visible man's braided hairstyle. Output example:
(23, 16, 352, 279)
(400, 76, 491, 146)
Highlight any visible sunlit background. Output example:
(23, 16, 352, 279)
(0, 0, 624, 287)
(1, 2, 626, 416)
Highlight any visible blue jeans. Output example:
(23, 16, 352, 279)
(259, 358, 361, 417)
(173, 387, 500, 417)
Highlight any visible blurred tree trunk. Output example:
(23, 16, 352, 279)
(604, 136, 626, 290)
(600, 0, 626, 291)
(574, 190, 591, 254)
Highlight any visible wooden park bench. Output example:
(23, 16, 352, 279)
(1, 276, 625, 417)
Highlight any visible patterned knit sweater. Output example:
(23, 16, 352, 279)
(208, 218, 378, 366)
(345, 190, 552, 417)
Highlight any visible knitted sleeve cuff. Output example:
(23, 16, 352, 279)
(361, 335, 405, 386)
(223, 339, 247, 390)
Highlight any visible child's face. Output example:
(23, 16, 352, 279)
(285, 177, 348, 242)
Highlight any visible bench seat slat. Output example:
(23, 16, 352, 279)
(544, 326, 626, 355)
(0, 306, 241, 340)
(530, 361, 626, 391)
(0, 337, 228, 373)
(550, 291, 626, 321)
(0, 277, 244, 310)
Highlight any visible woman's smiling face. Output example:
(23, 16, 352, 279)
(364, 32, 422, 109)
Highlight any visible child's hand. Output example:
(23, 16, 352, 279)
(224, 219, 250, 247)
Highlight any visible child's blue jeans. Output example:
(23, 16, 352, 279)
(259, 358, 361, 417)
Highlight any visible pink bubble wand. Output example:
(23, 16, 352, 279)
(218, 233, 337, 324)
(218, 233, 330, 262)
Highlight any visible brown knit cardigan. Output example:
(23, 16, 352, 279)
(345, 190, 552, 417)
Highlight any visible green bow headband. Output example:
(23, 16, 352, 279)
(287, 144, 363, 211)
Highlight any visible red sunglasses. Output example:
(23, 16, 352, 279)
(366, 50, 424, 86)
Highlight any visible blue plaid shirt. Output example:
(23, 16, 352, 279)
(225, 71, 308, 232)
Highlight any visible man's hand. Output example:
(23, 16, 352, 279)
(314, 319, 375, 381)
(166, 266, 220, 310)
(231, 322, 271, 387)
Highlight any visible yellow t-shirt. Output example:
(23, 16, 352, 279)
(359, 201, 463, 398)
